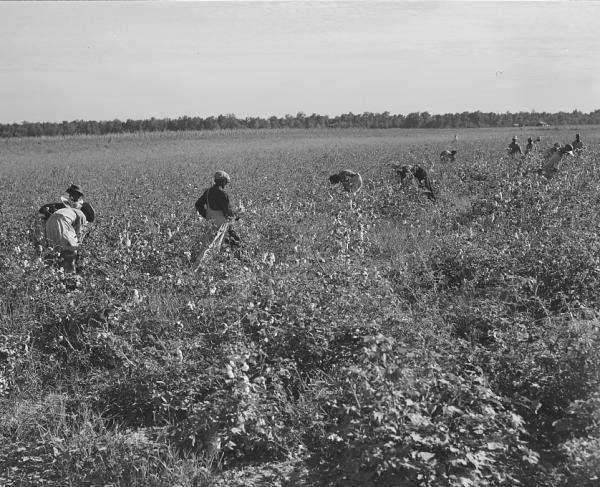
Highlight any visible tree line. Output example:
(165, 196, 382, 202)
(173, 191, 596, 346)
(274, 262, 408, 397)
(2, 109, 599, 138)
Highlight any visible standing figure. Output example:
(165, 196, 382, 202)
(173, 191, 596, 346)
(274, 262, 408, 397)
(571, 133, 584, 154)
(524, 137, 536, 156)
(195, 170, 241, 247)
(42, 184, 95, 273)
(506, 136, 522, 157)
(329, 169, 363, 194)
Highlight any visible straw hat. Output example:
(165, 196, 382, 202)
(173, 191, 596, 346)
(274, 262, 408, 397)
(213, 170, 231, 183)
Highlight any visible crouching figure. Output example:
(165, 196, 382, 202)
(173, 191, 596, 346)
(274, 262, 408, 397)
(329, 169, 363, 194)
(440, 150, 457, 162)
(523, 143, 574, 179)
(391, 164, 436, 201)
(40, 184, 96, 273)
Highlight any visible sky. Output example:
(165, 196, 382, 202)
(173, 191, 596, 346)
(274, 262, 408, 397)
(0, 1, 599, 124)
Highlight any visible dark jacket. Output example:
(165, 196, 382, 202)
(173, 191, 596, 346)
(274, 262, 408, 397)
(195, 184, 234, 219)
(39, 202, 67, 223)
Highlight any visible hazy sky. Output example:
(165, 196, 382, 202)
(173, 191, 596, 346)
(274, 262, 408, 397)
(1, 1, 599, 123)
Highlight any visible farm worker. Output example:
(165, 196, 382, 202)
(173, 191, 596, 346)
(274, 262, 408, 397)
(440, 150, 457, 162)
(524, 137, 535, 156)
(571, 133, 584, 154)
(329, 169, 363, 194)
(35, 184, 95, 246)
(506, 136, 522, 157)
(541, 143, 574, 179)
(543, 142, 562, 160)
(391, 164, 436, 201)
(195, 170, 241, 247)
(43, 184, 96, 273)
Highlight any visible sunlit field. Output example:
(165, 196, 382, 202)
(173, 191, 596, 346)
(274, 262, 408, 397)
(1, 127, 600, 486)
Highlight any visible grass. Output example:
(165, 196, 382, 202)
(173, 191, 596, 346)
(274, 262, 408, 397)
(1, 126, 600, 485)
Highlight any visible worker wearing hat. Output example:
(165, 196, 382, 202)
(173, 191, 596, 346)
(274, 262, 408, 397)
(40, 184, 95, 273)
(506, 136, 522, 157)
(572, 133, 584, 154)
(195, 171, 241, 247)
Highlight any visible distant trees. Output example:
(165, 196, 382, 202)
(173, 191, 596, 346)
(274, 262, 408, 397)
(1, 109, 600, 138)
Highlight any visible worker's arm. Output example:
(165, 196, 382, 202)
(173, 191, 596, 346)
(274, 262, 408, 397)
(195, 191, 208, 218)
(223, 193, 236, 219)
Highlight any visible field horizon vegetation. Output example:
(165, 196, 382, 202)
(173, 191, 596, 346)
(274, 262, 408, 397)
(1, 126, 600, 485)
(2, 108, 600, 138)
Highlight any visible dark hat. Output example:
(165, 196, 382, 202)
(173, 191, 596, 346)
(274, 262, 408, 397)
(80, 202, 96, 223)
(66, 184, 84, 198)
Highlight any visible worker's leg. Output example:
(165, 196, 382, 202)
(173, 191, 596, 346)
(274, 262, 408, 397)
(61, 248, 77, 274)
(225, 227, 242, 247)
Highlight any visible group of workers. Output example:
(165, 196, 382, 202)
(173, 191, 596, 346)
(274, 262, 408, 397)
(35, 132, 589, 274)
(507, 133, 584, 179)
(507, 133, 584, 157)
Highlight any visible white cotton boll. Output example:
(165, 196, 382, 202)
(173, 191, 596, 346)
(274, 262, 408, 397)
(262, 252, 275, 267)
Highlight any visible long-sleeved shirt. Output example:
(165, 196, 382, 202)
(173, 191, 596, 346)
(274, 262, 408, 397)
(507, 142, 522, 155)
(524, 142, 535, 155)
(45, 207, 87, 250)
(195, 184, 234, 225)
(542, 151, 567, 179)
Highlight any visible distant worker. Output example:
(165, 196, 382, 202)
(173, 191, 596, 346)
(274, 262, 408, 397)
(392, 164, 436, 201)
(329, 169, 363, 194)
(541, 143, 574, 179)
(506, 136, 522, 157)
(524, 137, 535, 156)
(524, 144, 574, 179)
(195, 170, 241, 247)
(41, 184, 96, 273)
(440, 150, 457, 162)
(543, 142, 562, 160)
(572, 133, 584, 154)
